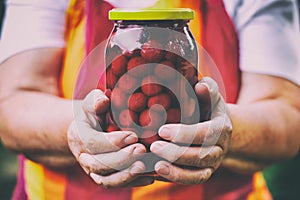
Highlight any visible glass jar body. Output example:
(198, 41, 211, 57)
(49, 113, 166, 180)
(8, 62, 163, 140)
(105, 20, 200, 150)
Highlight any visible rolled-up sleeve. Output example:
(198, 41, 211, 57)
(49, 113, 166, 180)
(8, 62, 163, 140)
(225, 0, 300, 86)
(0, 0, 69, 63)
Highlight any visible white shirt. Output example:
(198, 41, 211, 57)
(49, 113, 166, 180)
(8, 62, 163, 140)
(0, 0, 299, 85)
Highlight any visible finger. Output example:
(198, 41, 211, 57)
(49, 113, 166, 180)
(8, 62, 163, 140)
(154, 161, 213, 185)
(67, 122, 138, 158)
(194, 81, 211, 121)
(158, 114, 231, 147)
(77, 89, 110, 131)
(151, 141, 224, 169)
(79, 143, 146, 175)
(83, 89, 110, 115)
(197, 77, 230, 121)
(199, 77, 220, 106)
(90, 161, 146, 188)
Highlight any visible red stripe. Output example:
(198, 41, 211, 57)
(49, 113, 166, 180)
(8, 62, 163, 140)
(169, 184, 203, 200)
(65, 165, 132, 200)
(201, 0, 240, 103)
(12, 155, 28, 200)
(202, 168, 253, 200)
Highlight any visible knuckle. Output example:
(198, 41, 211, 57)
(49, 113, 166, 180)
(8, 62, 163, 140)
(89, 161, 101, 173)
(224, 120, 232, 133)
(197, 154, 211, 167)
(198, 152, 210, 164)
(202, 169, 213, 182)
(94, 178, 103, 185)
(83, 159, 97, 172)
(201, 77, 219, 96)
(120, 175, 130, 185)
(193, 169, 213, 185)
(81, 157, 109, 175)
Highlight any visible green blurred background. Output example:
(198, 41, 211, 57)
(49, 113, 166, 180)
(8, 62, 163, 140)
(0, 142, 17, 200)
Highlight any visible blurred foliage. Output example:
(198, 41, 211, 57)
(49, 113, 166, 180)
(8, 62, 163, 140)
(0, 141, 17, 200)
(0, 0, 4, 33)
(263, 152, 300, 200)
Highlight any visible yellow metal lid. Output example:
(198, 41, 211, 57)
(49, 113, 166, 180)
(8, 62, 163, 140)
(109, 8, 194, 20)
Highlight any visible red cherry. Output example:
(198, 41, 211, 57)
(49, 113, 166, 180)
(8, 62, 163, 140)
(118, 74, 140, 94)
(127, 56, 152, 78)
(140, 130, 159, 147)
(128, 92, 148, 112)
(111, 55, 128, 77)
(148, 93, 171, 111)
(141, 40, 164, 63)
(141, 76, 163, 97)
(106, 67, 118, 89)
(139, 109, 166, 130)
(127, 56, 147, 70)
(154, 60, 177, 82)
(107, 124, 120, 132)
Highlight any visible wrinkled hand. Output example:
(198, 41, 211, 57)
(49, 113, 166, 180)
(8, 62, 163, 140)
(67, 89, 153, 188)
(150, 77, 232, 185)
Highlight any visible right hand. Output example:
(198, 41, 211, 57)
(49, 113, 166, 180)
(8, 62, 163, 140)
(67, 89, 152, 188)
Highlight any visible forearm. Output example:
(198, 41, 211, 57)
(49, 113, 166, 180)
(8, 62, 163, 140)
(0, 90, 77, 168)
(223, 99, 300, 173)
(0, 48, 78, 169)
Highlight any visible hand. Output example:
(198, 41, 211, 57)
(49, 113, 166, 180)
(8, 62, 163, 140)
(67, 89, 153, 188)
(150, 77, 232, 185)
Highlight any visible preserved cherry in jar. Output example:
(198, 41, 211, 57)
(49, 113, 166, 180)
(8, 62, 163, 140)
(105, 9, 201, 172)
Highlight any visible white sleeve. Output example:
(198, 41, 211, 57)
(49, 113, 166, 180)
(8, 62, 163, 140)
(0, 0, 69, 64)
(224, 0, 300, 86)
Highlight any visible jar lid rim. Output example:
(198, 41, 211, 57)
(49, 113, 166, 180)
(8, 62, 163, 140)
(109, 8, 194, 20)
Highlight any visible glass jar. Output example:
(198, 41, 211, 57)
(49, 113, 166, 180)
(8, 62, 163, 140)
(105, 8, 200, 172)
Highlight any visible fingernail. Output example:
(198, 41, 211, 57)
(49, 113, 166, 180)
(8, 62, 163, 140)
(124, 134, 138, 145)
(90, 173, 102, 185)
(158, 126, 171, 139)
(199, 82, 209, 90)
(94, 96, 110, 114)
(79, 154, 91, 167)
(130, 164, 144, 174)
(95, 95, 109, 103)
(82, 166, 89, 174)
(150, 141, 164, 152)
(156, 164, 170, 176)
(133, 146, 145, 154)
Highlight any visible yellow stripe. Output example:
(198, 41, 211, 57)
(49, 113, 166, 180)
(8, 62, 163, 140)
(179, 0, 202, 46)
(247, 172, 273, 200)
(24, 160, 45, 200)
(61, 0, 86, 99)
(132, 181, 172, 200)
(44, 168, 66, 200)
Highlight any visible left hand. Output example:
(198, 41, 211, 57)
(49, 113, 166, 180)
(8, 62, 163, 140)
(67, 89, 152, 188)
(150, 77, 232, 185)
